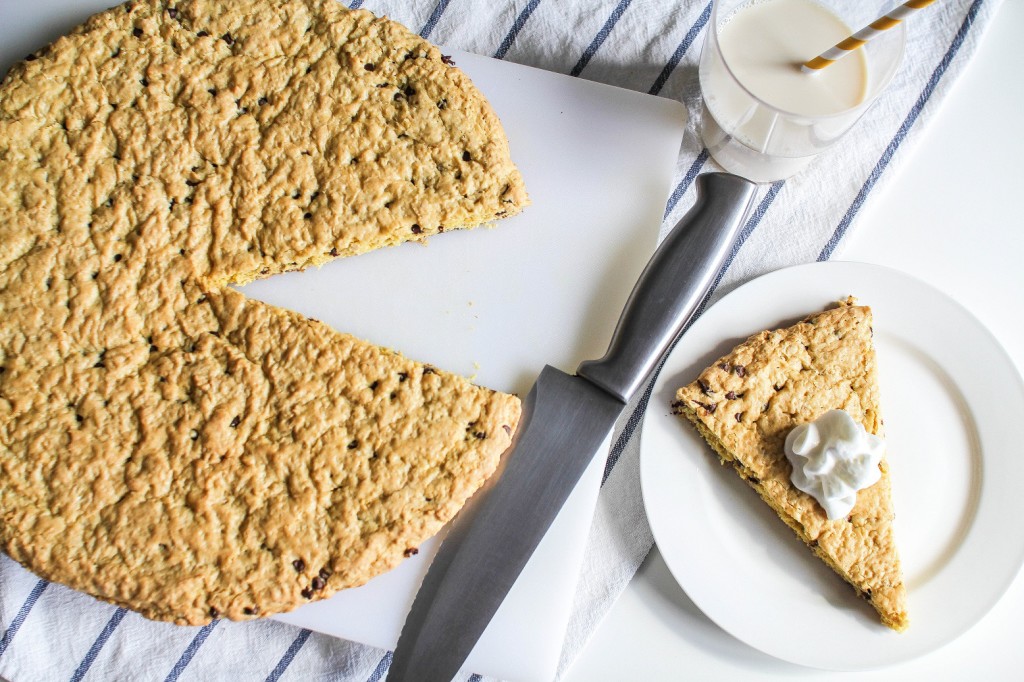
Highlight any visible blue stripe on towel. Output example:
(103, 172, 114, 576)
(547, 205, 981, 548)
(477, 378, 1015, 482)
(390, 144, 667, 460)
(349, 0, 364, 9)
(570, 0, 634, 77)
(69, 607, 128, 682)
(0, 579, 49, 659)
(419, 0, 453, 40)
(663, 149, 711, 220)
(264, 628, 312, 682)
(163, 620, 220, 682)
(649, 1, 712, 95)
(601, 180, 785, 485)
(493, 0, 543, 59)
(818, 0, 985, 260)
(366, 650, 392, 682)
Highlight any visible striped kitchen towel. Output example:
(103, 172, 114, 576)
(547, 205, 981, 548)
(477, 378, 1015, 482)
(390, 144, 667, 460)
(0, 0, 1002, 680)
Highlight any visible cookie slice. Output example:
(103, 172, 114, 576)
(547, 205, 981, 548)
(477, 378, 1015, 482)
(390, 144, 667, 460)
(673, 299, 908, 631)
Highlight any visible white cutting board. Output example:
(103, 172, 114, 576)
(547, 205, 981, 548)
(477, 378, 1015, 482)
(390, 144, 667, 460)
(0, 5, 686, 680)
(260, 52, 686, 681)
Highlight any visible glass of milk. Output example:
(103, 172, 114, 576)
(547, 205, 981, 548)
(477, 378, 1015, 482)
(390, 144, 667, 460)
(699, 0, 906, 182)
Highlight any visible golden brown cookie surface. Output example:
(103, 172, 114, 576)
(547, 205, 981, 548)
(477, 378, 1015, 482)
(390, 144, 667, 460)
(674, 299, 908, 631)
(0, 0, 525, 624)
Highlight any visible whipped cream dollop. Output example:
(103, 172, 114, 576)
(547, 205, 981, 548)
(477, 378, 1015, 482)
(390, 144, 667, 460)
(783, 409, 884, 520)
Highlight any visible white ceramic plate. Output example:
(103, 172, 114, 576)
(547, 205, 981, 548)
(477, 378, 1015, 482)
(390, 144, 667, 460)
(640, 261, 1024, 670)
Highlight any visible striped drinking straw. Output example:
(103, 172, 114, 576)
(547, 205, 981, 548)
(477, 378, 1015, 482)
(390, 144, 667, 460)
(801, 0, 935, 73)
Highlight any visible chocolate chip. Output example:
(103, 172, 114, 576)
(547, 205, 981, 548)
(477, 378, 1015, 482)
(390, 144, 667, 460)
(243, 607, 255, 615)
(697, 379, 712, 396)
(733, 365, 746, 377)
(76, 414, 84, 423)
(393, 92, 405, 101)
(209, 606, 219, 618)
(347, 440, 358, 449)
(364, 63, 375, 71)
(696, 401, 717, 414)
(25, 54, 37, 62)
(190, 430, 198, 441)
(437, 99, 447, 110)
(473, 431, 486, 439)
(140, 78, 149, 87)
(230, 416, 241, 428)
(404, 85, 416, 97)
(423, 367, 436, 375)
(368, 380, 378, 390)
(293, 558, 305, 572)
(330, 247, 339, 257)
(410, 224, 422, 234)
(258, 97, 268, 106)
(132, 27, 143, 38)
(0, 367, 5, 374)
(398, 372, 408, 382)
(150, 345, 158, 353)
(222, 33, 234, 45)
(311, 576, 325, 591)
(735, 412, 743, 422)
(301, 588, 313, 599)
(503, 425, 512, 435)
(197, 30, 209, 37)
(114, 254, 123, 262)
(207, 88, 216, 96)
(318, 567, 332, 580)
(462, 151, 472, 162)
(441, 54, 455, 66)
(168, 8, 178, 19)
(403, 547, 419, 557)
(725, 391, 737, 400)
(303, 212, 312, 220)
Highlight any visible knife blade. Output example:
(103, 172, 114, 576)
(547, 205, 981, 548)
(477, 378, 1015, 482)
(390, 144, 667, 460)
(388, 173, 757, 681)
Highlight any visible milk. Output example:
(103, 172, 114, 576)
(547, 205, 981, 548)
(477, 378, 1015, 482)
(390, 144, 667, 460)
(699, 0, 872, 181)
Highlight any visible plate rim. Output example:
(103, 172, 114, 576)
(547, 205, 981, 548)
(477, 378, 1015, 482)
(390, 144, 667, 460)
(639, 260, 1024, 670)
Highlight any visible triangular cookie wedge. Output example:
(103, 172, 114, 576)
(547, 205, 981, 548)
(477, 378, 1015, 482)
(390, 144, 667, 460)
(673, 298, 908, 631)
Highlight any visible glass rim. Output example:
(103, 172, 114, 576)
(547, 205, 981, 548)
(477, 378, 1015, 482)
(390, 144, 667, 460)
(707, 0, 908, 122)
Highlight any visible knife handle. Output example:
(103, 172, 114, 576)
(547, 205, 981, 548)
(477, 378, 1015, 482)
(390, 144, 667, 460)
(577, 172, 756, 403)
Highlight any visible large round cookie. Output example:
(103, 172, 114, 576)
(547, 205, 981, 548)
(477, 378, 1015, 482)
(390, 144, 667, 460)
(0, 0, 526, 624)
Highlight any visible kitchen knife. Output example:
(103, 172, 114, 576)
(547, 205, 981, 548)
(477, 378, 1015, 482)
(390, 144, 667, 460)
(387, 172, 757, 681)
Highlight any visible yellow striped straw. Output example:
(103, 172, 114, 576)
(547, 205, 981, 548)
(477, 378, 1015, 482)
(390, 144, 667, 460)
(802, 0, 935, 73)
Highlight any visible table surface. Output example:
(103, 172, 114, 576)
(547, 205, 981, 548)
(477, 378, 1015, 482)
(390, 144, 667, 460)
(564, 1, 1024, 680)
